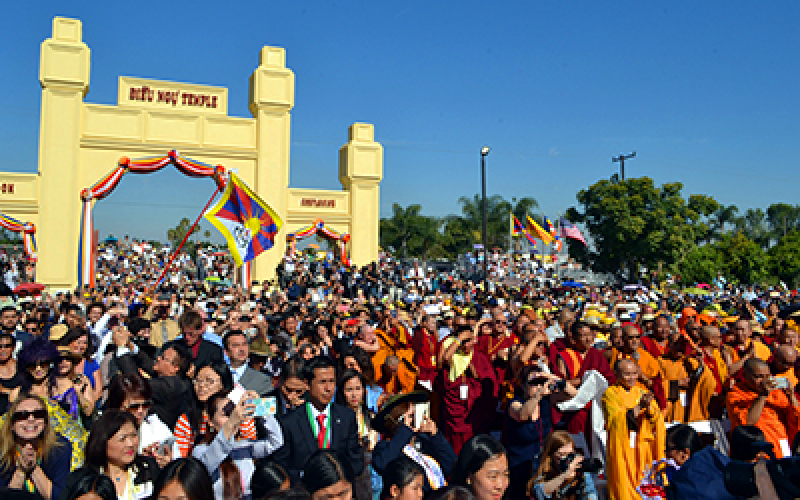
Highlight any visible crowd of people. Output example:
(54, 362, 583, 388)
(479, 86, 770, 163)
(0, 239, 800, 500)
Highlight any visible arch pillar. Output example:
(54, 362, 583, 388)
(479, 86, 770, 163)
(248, 47, 294, 283)
(339, 123, 383, 267)
(37, 17, 90, 289)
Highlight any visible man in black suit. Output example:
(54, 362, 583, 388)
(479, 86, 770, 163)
(113, 340, 192, 428)
(175, 310, 223, 370)
(272, 356, 363, 481)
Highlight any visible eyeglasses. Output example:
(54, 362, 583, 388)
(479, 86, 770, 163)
(627, 335, 641, 340)
(193, 378, 219, 387)
(11, 409, 47, 422)
(124, 400, 152, 412)
(27, 361, 53, 371)
(0, 342, 13, 349)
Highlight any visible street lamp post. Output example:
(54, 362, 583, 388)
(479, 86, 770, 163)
(480, 146, 490, 290)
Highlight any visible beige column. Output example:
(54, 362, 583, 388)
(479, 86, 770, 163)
(248, 47, 294, 283)
(37, 17, 90, 290)
(339, 124, 383, 267)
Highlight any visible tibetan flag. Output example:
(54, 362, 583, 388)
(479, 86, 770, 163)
(543, 216, 557, 238)
(526, 216, 553, 245)
(204, 173, 283, 266)
(512, 214, 525, 236)
(560, 216, 588, 246)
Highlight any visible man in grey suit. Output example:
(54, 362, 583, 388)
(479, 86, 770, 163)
(223, 330, 273, 396)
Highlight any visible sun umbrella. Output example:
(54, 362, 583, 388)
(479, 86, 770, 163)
(103, 236, 118, 244)
(205, 276, 222, 282)
(14, 283, 45, 297)
(682, 287, 710, 296)
(561, 281, 584, 288)
(623, 284, 648, 291)
(697, 283, 711, 289)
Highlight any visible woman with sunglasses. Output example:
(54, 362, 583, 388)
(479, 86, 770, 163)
(173, 361, 257, 458)
(51, 346, 96, 425)
(504, 364, 565, 500)
(10, 336, 89, 471)
(106, 373, 174, 468)
(0, 392, 72, 500)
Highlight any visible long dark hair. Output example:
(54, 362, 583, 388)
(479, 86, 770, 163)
(379, 456, 424, 499)
(105, 373, 152, 411)
(202, 391, 242, 500)
(301, 450, 354, 496)
(187, 361, 234, 432)
(85, 410, 143, 470)
(58, 327, 94, 360)
(60, 469, 117, 500)
(151, 457, 214, 500)
(451, 435, 508, 493)
(341, 346, 375, 385)
(335, 369, 368, 414)
(251, 461, 289, 499)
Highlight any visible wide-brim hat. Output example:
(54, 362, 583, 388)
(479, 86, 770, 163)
(249, 338, 271, 357)
(371, 390, 430, 434)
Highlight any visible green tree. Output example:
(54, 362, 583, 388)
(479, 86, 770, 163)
(0, 228, 22, 245)
(166, 218, 202, 252)
(768, 230, 800, 288)
(734, 208, 770, 249)
(678, 244, 724, 285)
(567, 177, 716, 279)
(715, 231, 769, 284)
(379, 204, 441, 259)
(767, 203, 800, 243)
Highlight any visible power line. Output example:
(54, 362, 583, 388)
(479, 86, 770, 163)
(612, 151, 636, 180)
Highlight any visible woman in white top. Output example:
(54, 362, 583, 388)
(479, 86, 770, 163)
(193, 389, 283, 500)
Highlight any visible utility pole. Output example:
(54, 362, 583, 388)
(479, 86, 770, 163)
(612, 151, 636, 180)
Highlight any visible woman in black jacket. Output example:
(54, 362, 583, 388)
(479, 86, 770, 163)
(64, 410, 158, 500)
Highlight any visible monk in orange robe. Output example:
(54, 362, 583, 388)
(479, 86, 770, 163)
(769, 345, 799, 391)
(686, 326, 730, 422)
(728, 319, 772, 377)
(657, 334, 702, 423)
(603, 358, 666, 500)
(727, 358, 800, 459)
(610, 325, 666, 409)
(372, 320, 417, 393)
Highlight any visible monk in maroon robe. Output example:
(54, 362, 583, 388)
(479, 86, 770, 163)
(437, 325, 498, 455)
(552, 321, 615, 449)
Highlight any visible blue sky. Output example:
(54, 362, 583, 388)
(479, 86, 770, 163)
(1, 2, 799, 243)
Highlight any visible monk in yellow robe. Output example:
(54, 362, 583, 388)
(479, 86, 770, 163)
(603, 358, 666, 500)
(657, 335, 702, 423)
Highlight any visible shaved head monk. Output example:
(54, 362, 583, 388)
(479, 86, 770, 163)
(726, 358, 800, 459)
(603, 358, 665, 500)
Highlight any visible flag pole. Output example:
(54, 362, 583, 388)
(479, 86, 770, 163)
(154, 186, 221, 289)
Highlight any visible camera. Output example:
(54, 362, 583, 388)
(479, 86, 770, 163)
(558, 452, 603, 475)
